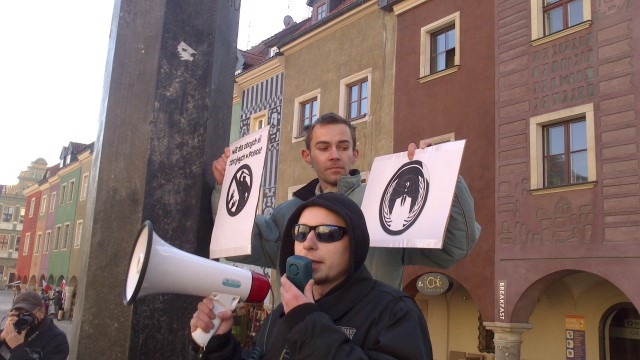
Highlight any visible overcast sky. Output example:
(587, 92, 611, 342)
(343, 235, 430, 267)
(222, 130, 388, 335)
(0, 0, 310, 185)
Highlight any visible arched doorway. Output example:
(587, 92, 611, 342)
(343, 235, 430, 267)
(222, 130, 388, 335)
(600, 303, 640, 360)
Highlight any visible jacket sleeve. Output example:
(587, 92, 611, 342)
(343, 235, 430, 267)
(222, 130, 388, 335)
(8, 331, 69, 360)
(283, 299, 432, 360)
(404, 175, 481, 268)
(212, 186, 299, 269)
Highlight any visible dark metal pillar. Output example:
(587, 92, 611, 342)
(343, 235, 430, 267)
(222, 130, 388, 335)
(69, 0, 239, 358)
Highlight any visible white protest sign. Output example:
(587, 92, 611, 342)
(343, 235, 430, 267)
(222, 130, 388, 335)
(361, 140, 465, 248)
(210, 126, 270, 258)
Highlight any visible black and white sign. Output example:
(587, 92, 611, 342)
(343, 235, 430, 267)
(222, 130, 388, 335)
(210, 126, 270, 258)
(361, 140, 465, 248)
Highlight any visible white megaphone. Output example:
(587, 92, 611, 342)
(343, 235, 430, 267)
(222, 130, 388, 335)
(123, 221, 271, 347)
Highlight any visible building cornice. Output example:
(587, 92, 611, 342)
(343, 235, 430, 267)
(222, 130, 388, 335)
(393, 0, 427, 15)
(235, 56, 285, 91)
(23, 184, 40, 196)
(58, 161, 81, 177)
(280, 0, 378, 55)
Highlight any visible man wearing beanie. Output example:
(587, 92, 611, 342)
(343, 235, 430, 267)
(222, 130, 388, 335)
(191, 193, 433, 359)
(0, 290, 69, 359)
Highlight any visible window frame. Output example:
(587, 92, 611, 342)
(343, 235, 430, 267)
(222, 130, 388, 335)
(315, 1, 328, 22)
(80, 172, 89, 200)
(292, 89, 321, 142)
(23, 233, 30, 255)
(14, 235, 20, 252)
(29, 198, 35, 218)
(50, 192, 56, 212)
(59, 184, 67, 206)
(44, 231, 51, 253)
(40, 195, 48, 215)
(419, 11, 461, 82)
(1, 205, 13, 223)
(542, 118, 588, 187)
(68, 179, 75, 203)
(35, 233, 42, 255)
(0, 234, 8, 250)
(74, 220, 83, 248)
(339, 68, 372, 124)
(529, 103, 596, 193)
(530, 0, 591, 45)
(62, 222, 70, 250)
(53, 225, 62, 251)
(250, 110, 268, 133)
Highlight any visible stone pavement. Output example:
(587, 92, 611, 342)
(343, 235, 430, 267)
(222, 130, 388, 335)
(0, 289, 73, 342)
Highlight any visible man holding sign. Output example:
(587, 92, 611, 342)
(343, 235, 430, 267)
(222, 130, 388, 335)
(211, 112, 480, 289)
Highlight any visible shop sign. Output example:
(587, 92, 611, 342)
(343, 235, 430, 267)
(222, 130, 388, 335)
(416, 272, 451, 296)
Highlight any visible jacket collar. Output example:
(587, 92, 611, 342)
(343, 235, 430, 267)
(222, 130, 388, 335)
(292, 169, 362, 201)
(315, 266, 376, 320)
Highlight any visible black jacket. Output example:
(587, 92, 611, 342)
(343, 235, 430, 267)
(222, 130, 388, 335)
(200, 193, 433, 359)
(201, 267, 432, 359)
(0, 316, 69, 360)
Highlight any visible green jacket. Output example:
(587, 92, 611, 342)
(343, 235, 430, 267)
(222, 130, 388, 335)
(211, 170, 481, 289)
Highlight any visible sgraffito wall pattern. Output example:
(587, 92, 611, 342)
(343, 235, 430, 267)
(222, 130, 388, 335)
(239, 72, 284, 215)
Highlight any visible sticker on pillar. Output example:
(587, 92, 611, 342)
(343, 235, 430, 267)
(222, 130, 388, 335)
(177, 41, 196, 61)
(210, 126, 270, 259)
(361, 140, 465, 249)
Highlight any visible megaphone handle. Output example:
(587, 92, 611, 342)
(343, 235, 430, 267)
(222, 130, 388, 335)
(191, 293, 239, 347)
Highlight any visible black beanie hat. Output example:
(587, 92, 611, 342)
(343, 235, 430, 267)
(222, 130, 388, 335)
(279, 193, 370, 277)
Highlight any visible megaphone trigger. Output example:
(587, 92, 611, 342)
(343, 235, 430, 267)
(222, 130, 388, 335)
(192, 293, 241, 347)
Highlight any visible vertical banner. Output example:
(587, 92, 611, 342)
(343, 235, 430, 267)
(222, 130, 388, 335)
(361, 140, 465, 248)
(565, 315, 586, 360)
(210, 126, 270, 258)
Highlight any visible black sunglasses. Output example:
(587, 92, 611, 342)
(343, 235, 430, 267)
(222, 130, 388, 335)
(292, 224, 348, 243)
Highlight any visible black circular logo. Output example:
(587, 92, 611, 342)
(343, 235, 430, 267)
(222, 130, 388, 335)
(226, 164, 253, 217)
(379, 160, 429, 235)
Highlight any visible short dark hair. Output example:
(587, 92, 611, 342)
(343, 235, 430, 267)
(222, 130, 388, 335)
(304, 112, 357, 150)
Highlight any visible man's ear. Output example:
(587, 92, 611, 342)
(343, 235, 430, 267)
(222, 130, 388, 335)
(301, 148, 312, 165)
(352, 148, 360, 164)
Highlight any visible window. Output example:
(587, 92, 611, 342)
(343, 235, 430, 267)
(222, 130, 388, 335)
(430, 25, 456, 73)
(19, 207, 24, 224)
(62, 223, 70, 249)
(300, 98, 319, 134)
(543, 0, 583, 35)
(0, 235, 8, 250)
(419, 12, 460, 81)
(293, 89, 321, 140)
(59, 184, 66, 205)
(1, 206, 13, 222)
(23, 233, 30, 255)
(68, 180, 75, 203)
(543, 119, 587, 187)
(29, 198, 35, 217)
(50, 192, 56, 211)
(339, 69, 372, 123)
(14, 235, 20, 252)
(347, 79, 368, 120)
(530, 0, 591, 43)
(529, 103, 596, 191)
(40, 195, 48, 215)
(315, 1, 328, 22)
(35, 233, 42, 255)
(53, 225, 61, 250)
(250, 111, 267, 133)
(74, 220, 83, 248)
(43, 231, 51, 253)
(81, 173, 90, 200)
